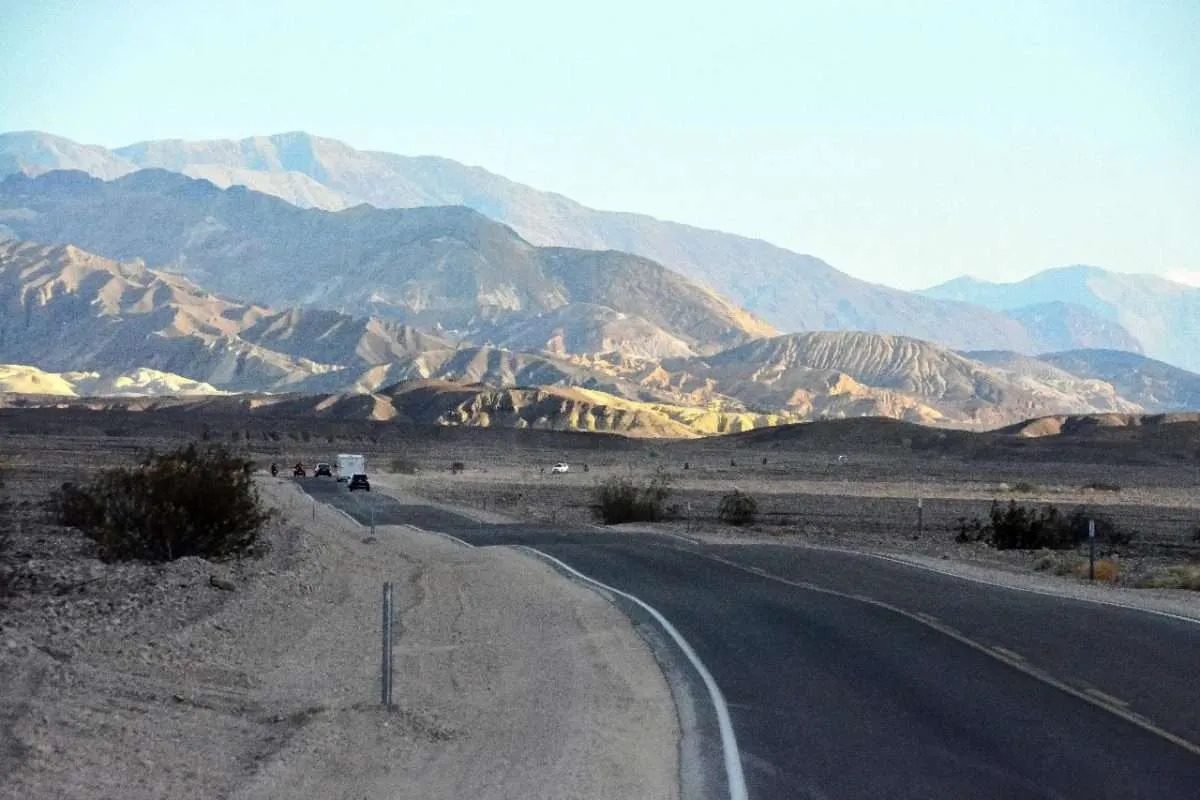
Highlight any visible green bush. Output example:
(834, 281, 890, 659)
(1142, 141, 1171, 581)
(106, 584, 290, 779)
(450, 461, 465, 475)
(594, 469, 671, 524)
(49, 444, 273, 563)
(955, 501, 1133, 551)
(718, 490, 759, 526)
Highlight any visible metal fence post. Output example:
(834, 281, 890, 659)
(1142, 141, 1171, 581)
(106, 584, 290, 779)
(917, 496, 924, 536)
(381, 582, 393, 707)
(1088, 519, 1096, 581)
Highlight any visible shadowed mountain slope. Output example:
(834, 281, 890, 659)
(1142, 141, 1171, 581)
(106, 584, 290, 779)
(0, 168, 773, 355)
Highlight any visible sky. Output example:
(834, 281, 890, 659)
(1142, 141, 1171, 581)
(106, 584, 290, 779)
(1, 0, 1197, 289)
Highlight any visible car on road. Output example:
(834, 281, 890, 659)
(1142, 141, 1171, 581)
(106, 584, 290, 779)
(293, 463, 306, 477)
(551, 462, 569, 474)
(348, 474, 370, 491)
(315, 462, 332, 477)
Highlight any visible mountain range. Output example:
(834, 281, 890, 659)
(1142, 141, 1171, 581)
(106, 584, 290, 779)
(1, 239, 1193, 436)
(0, 131, 1165, 360)
(1, 130, 1198, 436)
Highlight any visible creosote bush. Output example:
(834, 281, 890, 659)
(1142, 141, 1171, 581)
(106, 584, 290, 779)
(956, 501, 1132, 551)
(49, 443, 273, 563)
(718, 490, 759, 526)
(594, 469, 671, 524)
(450, 461, 465, 475)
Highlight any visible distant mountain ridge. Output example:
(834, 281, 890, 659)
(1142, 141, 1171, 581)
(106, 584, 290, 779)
(0, 130, 1144, 356)
(922, 267, 1200, 371)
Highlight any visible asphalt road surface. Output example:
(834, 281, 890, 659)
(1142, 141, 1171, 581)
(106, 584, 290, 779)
(300, 478, 1200, 799)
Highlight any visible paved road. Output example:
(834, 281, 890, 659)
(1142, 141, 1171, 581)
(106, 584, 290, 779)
(301, 479, 1200, 799)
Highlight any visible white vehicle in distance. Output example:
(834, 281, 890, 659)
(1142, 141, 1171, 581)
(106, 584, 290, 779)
(336, 453, 366, 483)
(551, 462, 569, 474)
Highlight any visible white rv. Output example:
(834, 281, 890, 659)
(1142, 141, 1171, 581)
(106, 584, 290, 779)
(336, 453, 366, 482)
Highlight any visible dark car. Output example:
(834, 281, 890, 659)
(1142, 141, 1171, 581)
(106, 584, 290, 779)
(315, 462, 333, 477)
(348, 474, 370, 492)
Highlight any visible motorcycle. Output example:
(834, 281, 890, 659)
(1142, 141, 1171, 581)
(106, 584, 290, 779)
(270, 463, 278, 477)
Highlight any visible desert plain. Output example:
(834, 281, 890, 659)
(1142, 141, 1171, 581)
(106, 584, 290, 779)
(2, 406, 1200, 798)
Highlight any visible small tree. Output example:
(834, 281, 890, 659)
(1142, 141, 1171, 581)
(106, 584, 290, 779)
(50, 443, 273, 563)
(718, 490, 758, 526)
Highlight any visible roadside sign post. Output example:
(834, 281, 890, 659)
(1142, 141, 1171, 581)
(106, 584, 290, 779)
(1088, 519, 1096, 581)
(917, 496, 924, 536)
(381, 582, 394, 707)
(371, 499, 376, 537)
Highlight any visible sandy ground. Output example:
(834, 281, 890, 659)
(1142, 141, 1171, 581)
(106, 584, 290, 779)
(0, 474, 679, 800)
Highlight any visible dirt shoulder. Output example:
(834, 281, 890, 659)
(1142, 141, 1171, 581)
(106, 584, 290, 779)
(0, 477, 678, 800)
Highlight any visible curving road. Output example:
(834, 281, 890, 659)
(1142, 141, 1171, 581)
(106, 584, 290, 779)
(299, 478, 1200, 799)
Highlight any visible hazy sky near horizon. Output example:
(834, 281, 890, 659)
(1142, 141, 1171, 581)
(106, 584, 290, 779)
(2, 0, 1197, 289)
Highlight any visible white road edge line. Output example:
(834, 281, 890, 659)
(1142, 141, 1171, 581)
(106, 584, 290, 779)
(519, 546, 749, 800)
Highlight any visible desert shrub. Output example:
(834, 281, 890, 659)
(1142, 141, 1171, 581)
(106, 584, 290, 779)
(389, 458, 419, 475)
(594, 469, 671, 524)
(954, 515, 989, 543)
(989, 501, 1072, 550)
(450, 461, 465, 475)
(956, 502, 1133, 551)
(48, 443, 273, 563)
(1139, 565, 1200, 591)
(1033, 552, 1081, 576)
(718, 490, 759, 526)
(1077, 558, 1120, 583)
(1009, 481, 1040, 494)
(1082, 481, 1121, 492)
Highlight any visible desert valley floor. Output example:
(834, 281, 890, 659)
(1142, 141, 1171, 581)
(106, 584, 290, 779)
(2, 407, 1200, 798)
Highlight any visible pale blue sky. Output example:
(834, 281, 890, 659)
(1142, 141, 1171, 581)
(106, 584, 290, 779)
(2, 0, 1197, 289)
